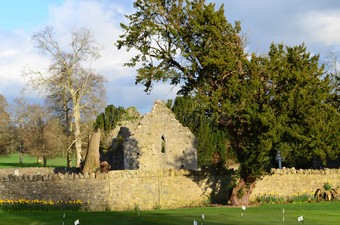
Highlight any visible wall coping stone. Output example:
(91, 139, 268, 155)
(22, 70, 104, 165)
(270, 167, 340, 175)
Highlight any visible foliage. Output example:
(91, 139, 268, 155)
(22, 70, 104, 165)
(326, 52, 340, 112)
(169, 97, 231, 168)
(22, 104, 67, 167)
(153, 202, 162, 210)
(290, 193, 316, 203)
(94, 105, 126, 132)
(0, 199, 87, 212)
(118, 0, 340, 205)
(324, 181, 332, 191)
(9, 97, 32, 162)
(265, 44, 340, 169)
(257, 191, 316, 204)
(258, 194, 286, 204)
(0, 94, 12, 155)
(118, 0, 339, 173)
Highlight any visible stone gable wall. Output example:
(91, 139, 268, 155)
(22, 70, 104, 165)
(124, 100, 197, 170)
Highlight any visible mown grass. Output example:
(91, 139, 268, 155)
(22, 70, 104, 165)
(0, 202, 340, 225)
(0, 153, 75, 169)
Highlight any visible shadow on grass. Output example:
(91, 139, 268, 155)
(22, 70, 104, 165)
(0, 163, 43, 168)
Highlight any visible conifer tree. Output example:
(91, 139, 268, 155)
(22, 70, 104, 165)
(118, 0, 340, 205)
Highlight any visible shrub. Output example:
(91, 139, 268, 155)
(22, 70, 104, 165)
(324, 181, 332, 191)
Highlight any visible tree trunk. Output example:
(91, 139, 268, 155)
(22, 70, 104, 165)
(67, 150, 72, 168)
(37, 156, 43, 164)
(230, 178, 256, 206)
(65, 104, 73, 168)
(19, 152, 23, 163)
(73, 104, 82, 168)
(83, 129, 101, 173)
(43, 156, 47, 167)
(19, 139, 23, 163)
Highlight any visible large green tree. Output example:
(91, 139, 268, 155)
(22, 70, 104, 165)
(266, 44, 340, 168)
(117, 0, 339, 205)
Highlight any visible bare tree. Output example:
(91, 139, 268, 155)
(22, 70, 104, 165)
(23, 104, 67, 167)
(45, 81, 74, 167)
(326, 52, 340, 111)
(0, 94, 11, 155)
(10, 97, 31, 162)
(25, 27, 106, 167)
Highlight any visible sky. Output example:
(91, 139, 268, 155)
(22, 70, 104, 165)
(1, 0, 340, 114)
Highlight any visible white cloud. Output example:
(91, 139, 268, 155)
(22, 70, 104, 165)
(0, 0, 170, 111)
(42, 0, 177, 112)
(299, 11, 340, 46)
(0, 29, 50, 100)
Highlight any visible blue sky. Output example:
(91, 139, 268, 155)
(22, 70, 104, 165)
(1, 0, 340, 114)
(0, 0, 64, 30)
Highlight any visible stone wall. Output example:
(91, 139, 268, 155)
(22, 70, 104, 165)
(3, 167, 338, 209)
(250, 168, 340, 201)
(0, 169, 232, 211)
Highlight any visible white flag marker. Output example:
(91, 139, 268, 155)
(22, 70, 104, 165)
(193, 220, 198, 225)
(202, 214, 205, 220)
(242, 206, 246, 211)
(298, 216, 303, 222)
(74, 219, 79, 225)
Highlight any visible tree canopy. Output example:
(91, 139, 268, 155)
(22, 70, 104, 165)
(118, 0, 340, 205)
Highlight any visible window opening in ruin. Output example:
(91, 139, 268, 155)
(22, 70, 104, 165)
(161, 134, 166, 153)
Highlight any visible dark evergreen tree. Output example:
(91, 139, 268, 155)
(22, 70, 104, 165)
(94, 105, 126, 132)
(169, 96, 231, 167)
(117, 0, 340, 205)
(266, 44, 340, 168)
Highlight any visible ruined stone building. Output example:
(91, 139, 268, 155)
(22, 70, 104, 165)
(104, 100, 197, 171)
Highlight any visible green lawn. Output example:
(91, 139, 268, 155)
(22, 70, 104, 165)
(0, 153, 75, 169)
(0, 202, 339, 225)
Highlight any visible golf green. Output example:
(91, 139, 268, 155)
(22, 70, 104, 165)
(0, 202, 339, 225)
